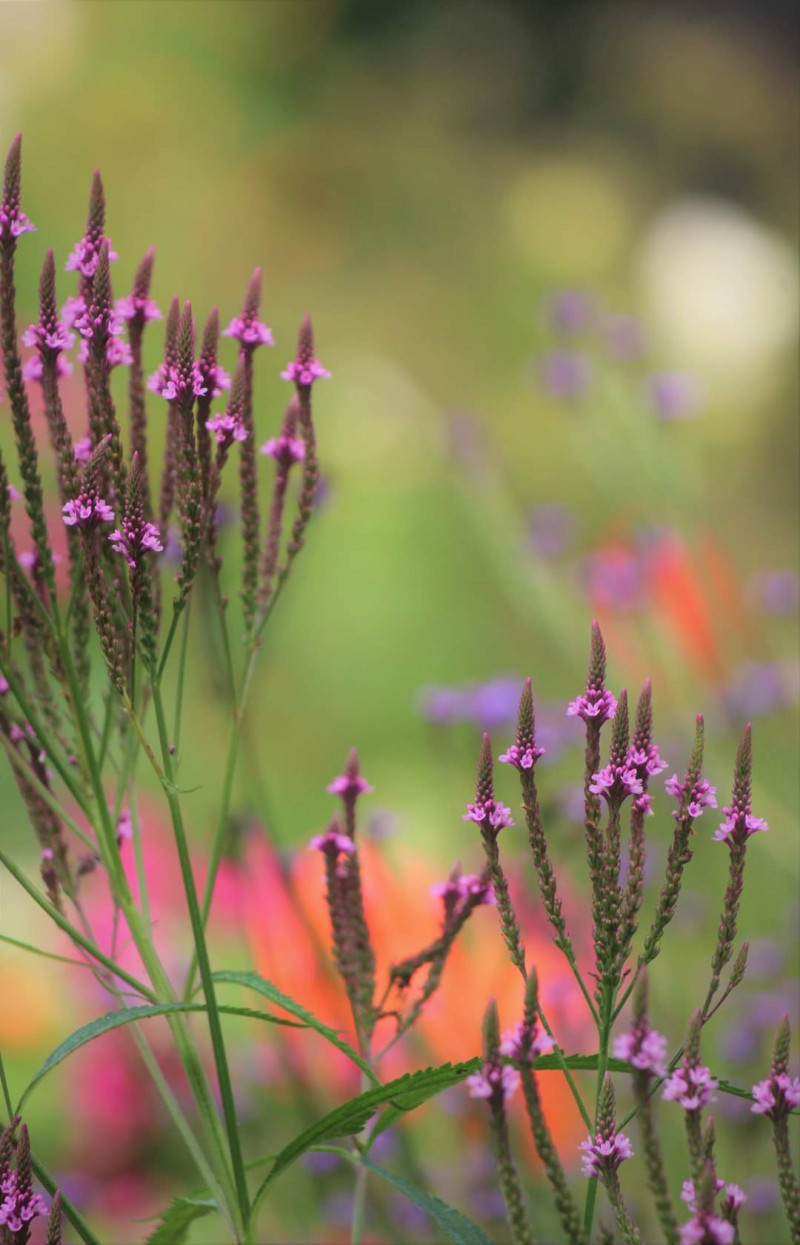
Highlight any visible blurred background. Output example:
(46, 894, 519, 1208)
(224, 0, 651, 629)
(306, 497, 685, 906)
(0, 1, 798, 1241)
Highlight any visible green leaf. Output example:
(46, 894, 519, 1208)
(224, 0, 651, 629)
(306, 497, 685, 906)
(17, 1001, 306, 1109)
(211, 969, 379, 1084)
(361, 1159, 493, 1245)
(144, 1197, 217, 1244)
(252, 1061, 478, 1211)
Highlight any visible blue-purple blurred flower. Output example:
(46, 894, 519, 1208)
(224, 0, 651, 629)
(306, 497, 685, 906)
(540, 351, 593, 400)
(545, 290, 595, 336)
(526, 504, 576, 559)
(646, 372, 702, 421)
(747, 569, 800, 616)
(604, 313, 646, 362)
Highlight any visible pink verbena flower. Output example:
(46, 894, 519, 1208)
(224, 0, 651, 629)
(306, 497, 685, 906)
(680, 1178, 725, 1212)
(73, 436, 92, 464)
(281, 357, 330, 386)
(579, 1130, 634, 1179)
(0, 675, 8, 695)
(0, 209, 35, 243)
(721, 1185, 747, 1212)
(713, 806, 769, 844)
(664, 773, 718, 819)
(567, 687, 617, 723)
(109, 519, 163, 568)
(663, 1062, 718, 1110)
(62, 493, 114, 528)
(431, 872, 494, 910)
(116, 293, 162, 324)
(22, 353, 73, 384)
(62, 294, 86, 329)
(750, 1072, 800, 1118)
(466, 1063, 520, 1103)
(206, 411, 248, 447)
(308, 828, 355, 855)
(199, 360, 231, 400)
(22, 320, 74, 355)
(628, 743, 668, 777)
(462, 799, 514, 831)
(634, 793, 654, 816)
(148, 361, 207, 400)
(613, 1027, 668, 1077)
(498, 742, 545, 770)
(224, 315, 273, 350)
(589, 763, 643, 802)
(328, 772, 373, 798)
(65, 233, 117, 278)
(678, 1216, 734, 1245)
(500, 1020, 555, 1062)
(0, 1174, 48, 1234)
(260, 434, 306, 466)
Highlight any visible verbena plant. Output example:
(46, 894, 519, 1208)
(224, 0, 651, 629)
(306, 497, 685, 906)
(0, 135, 797, 1245)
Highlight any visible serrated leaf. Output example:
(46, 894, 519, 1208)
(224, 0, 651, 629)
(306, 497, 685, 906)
(17, 1001, 305, 1109)
(252, 1061, 477, 1210)
(361, 1159, 493, 1245)
(212, 969, 378, 1084)
(145, 1197, 217, 1244)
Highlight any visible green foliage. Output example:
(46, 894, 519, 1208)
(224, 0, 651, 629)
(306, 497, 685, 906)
(17, 1001, 305, 1109)
(360, 1158, 494, 1245)
(144, 1197, 218, 1245)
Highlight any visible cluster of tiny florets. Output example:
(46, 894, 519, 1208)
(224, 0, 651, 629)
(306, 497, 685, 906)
(466, 1062, 520, 1103)
(463, 799, 514, 831)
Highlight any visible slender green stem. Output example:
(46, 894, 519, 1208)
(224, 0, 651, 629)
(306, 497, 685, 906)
(0, 846, 155, 997)
(151, 680, 250, 1231)
(0, 933, 95, 970)
(172, 597, 192, 753)
(128, 1021, 234, 1229)
(157, 602, 184, 682)
(536, 1001, 593, 1131)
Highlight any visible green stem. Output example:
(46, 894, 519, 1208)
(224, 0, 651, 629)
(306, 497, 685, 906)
(584, 989, 613, 1238)
(172, 597, 192, 752)
(0, 846, 155, 999)
(150, 679, 250, 1231)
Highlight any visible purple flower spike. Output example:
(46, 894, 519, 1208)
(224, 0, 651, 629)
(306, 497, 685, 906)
(664, 772, 717, 820)
(567, 688, 617, 723)
(541, 350, 592, 400)
(466, 1063, 520, 1103)
(663, 1061, 718, 1111)
(116, 292, 161, 324)
(579, 1130, 634, 1179)
(431, 871, 494, 911)
(613, 1027, 668, 1078)
(261, 433, 306, 466)
(308, 828, 356, 856)
(62, 493, 114, 528)
(109, 518, 163, 568)
(0, 136, 35, 242)
(224, 268, 273, 351)
(328, 772, 373, 798)
(500, 1020, 554, 1062)
(750, 1072, 800, 1117)
(498, 742, 545, 770)
(206, 411, 248, 447)
(463, 799, 514, 831)
(282, 311, 329, 388)
(678, 1215, 734, 1245)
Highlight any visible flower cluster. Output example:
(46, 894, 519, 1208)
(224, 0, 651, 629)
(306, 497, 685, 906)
(109, 517, 163, 568)
(500, 1019, 554, 1063)
(663, 1059, 718, 1111)
(308, 827, 356, 856)
(430, 871, 494, 912)
(750, 1071, 800, 1118)
(589, 761, 643, 803)
(224, 314, 273, 350)
(664, 772, 718, 819)
(462, 799, 514, 831)
(466, 1062, 520, 1104)
(66, 231, 117, 279)
(327, 770, 373, 799)
(281, 356, 331, 386)
(567, 685, 617, 723)
(261, 432, 306, 466)
(579, 1129, 634, 1179)
(206, 410, 248, 447)
(148, 360, 207, 401)
(498, 741, 545, 770)
(116, 292, 162, 324)
(714, 801, 769, 844)
(62, 490, 115, 528)
(612, 1025, 668, 1078)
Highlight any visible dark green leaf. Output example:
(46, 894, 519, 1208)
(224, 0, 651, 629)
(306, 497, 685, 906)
(361, 1159, 494, 1245)
(212, 969, 378, 1084)
(18, 1002, 305, 1109)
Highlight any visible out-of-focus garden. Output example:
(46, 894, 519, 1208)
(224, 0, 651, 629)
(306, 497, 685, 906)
(0, 1, 797, 1241)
